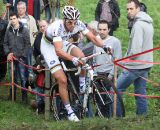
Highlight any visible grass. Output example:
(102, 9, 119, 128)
(1, 0, 160, 129)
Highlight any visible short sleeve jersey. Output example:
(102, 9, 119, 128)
(45, 19, 89, 43)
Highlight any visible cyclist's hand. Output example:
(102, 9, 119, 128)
(72, 57, 84, 66)
(103, 46, 112, 55)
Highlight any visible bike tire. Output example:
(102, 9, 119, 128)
(50, 82, 83, 120)
(92, 75, 125, 117)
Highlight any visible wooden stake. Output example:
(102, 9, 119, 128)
(113, 63, 117, 117)
(44, 65, 50, 120)
(11, 61, 14, 101)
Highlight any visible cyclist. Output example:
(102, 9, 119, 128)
(41, 6, 107, 121)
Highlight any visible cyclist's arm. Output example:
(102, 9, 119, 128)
(54, 41, 74, 61)
(85, 31, 103, 48)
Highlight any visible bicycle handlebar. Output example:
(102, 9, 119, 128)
(61, 52, 108, 76)
(75, 52, 105, 76)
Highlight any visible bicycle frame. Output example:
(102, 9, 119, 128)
(82, 64, 94, 113)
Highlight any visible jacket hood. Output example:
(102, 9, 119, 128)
(135, 11, 153, 24)
(9, 22, 24, 32)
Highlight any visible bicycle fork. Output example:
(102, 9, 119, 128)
(83, 65, 94, 113)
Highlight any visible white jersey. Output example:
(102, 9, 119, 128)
(45, 19, 89, 43)
(41, 19, 88, 74)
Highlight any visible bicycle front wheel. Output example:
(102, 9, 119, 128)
(50, 83, 67, 121)
(92, 75, 125, 118)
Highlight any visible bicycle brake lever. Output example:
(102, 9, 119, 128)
(75, 66, 81, 76)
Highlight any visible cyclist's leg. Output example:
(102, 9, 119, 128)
(41, 38, 79, 121)
(41, 38, 70, 104)
(52, 69, 69, 104)
(65, 43, 87, 93)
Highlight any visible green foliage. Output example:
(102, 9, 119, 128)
(0, 1, 6, 16)
(1, 0, 160, 129)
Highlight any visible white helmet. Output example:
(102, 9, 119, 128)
(62, 6, 80, 20)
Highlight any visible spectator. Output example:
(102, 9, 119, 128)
(3, 12, 30, 103)
(94, 20, 122, 81)
(42, 0, 60, 22)
(3, 0, 27, 14)
(127, 1, 147, 33)
(95, 0, 120, 36)
(87, 20, 122, 117)
(33, 0, 41, 21)
(34, 20, 49, 113)
(42, 0, 52, 22)
(55, 0, 60, 18)
(116, 0, 154, 117)
(0, 18, 8, 82)
(82, 21, 99, 65)
(17, 1, 38, 75)
(28, 0, 34, 16)
(68, 31, 84, 50)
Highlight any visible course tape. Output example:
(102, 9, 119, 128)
(13, 56, 49, 71)
(114, 46, 160, 64)
(100, 91, 160, 99)
(0, 61, 7, 64)
(120, 59, 160, 65)
(113, 47, 160, 86)
(13, 83, 50, 97)
(114, 61, 160, 87)
(1, 82, 160, 99)
(1, 47, 160, 99)
(0, 82, 50, 97)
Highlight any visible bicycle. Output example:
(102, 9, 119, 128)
(50, 52, 125, 120)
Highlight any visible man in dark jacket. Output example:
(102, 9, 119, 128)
(0, 18, 8, 81)
(4, 12, 30, 103)
(95, 0, 120, 36)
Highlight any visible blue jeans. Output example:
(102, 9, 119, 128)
(8, 58, 28, 101)
(55, 7, 60, 18)
(45, 6, 51, 22)
(27, 47, 33, 73)
(116, 68, 150, 117)
(35, 87, 44, 104)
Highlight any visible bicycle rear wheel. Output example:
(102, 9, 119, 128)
(92, 75, 125, 118)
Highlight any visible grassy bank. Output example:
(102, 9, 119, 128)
(0, 0, 160, 129)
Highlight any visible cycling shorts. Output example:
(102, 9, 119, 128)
(40, 36, 77, 74)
